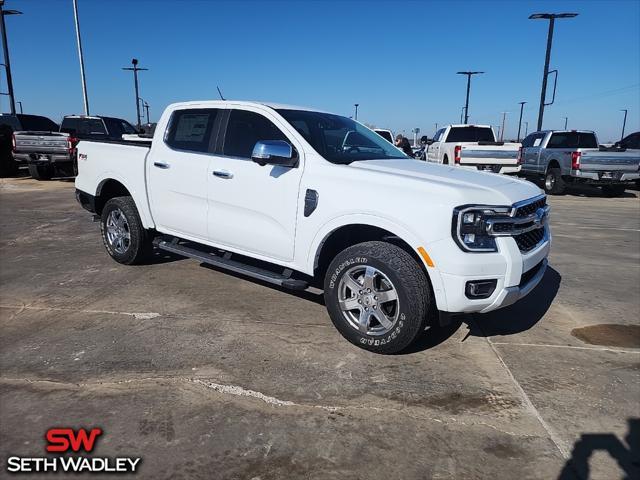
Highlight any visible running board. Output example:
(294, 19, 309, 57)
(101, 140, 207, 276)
(154, 238, 309, 290)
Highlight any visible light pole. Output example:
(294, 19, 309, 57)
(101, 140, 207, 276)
(620, 109, 628, 141)
(16, 99, 21, 113)
(138, 97, 150, 124)
(524, 121, 529, 136)
(517, 101, 526, 142)
(72, 0, 89, 115)
(434, 123, 438, 132)
(529, 12, 578, 131)
(500, 112, 508, 141)
(354, 103, 359, 121)
(456, 71, 484, 124)
(122, 58, 148, 129)
(460, 106, 465, 124)
(0, 0, 21, 115)
(563, 116, 568, 129)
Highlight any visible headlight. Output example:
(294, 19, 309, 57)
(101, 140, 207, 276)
(452, 205, 511, 252)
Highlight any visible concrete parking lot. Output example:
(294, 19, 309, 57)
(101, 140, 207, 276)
(0, 176, 638, 479)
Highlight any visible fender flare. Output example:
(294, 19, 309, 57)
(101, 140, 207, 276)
(95, 172, 155, 229)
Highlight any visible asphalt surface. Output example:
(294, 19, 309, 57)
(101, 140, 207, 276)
(0, 176, 638, 479)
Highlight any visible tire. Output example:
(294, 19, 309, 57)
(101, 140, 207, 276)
(324, 241, 431, 354)
(544, 167, 566, 195)
(601, 185, 626, 197)
(100, 196, 153, 265)
(0, 153, 19, 177)
(28, 164, 53, 181)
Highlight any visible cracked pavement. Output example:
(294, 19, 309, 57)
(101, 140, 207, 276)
(1, 177, 639, 479)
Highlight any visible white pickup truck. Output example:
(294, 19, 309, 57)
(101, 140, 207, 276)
(75, 101, 550, 354)
(427, 124, 521, 174)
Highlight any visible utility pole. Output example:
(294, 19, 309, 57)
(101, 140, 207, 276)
(122, 58, 148, 129)
(353, 103, 359, 121)
(72, 0, 89, 115)
(500, 112, 508, 141)
(456, 71, 484, 124)
(620, 109, 628, 141)
(563, 116, 568, 129)
(529, 12, 578, 131)
(517, 101, 526, 142)
(144, 101, 150, 124)
(0, 0, 22, 115)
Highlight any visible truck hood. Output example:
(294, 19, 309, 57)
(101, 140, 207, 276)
(349, 159, 542, 205)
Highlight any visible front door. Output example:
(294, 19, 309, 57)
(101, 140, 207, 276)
(206, 107, 304, 261)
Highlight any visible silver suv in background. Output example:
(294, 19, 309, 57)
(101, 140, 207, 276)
(519, 130, 640, 196)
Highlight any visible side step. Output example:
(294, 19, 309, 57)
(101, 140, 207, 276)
(154, 238, 309, 290)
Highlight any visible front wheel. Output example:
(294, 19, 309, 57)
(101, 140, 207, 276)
(100, 196, 153, 265)
(544, 167, 566, 195)
(324, 241, 431, 354)
(28, 164, 53, 180)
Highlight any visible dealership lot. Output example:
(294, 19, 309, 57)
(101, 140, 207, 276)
(0, 177, 638, 479)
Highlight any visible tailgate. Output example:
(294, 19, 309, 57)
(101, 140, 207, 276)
(579, 150, 640, 172)
(14, 132, 69, 154)
(460, 145, 519, 165)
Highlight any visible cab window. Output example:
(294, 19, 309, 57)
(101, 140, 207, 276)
(223, 109, 288, 159)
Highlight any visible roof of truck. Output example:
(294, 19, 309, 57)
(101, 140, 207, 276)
(167, 100, 332, 114)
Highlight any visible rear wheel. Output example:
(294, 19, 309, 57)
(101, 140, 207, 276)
(100, 196, 153, 265)
(601, 185, 626, 197)
(28, 164, 53, 181)
(0, 153, 19, 177)
(544, 167, 566, 195)
(324, 241, 431, 354)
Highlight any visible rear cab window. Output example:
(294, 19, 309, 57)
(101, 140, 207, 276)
(165, 108, 219, 153)
(521, 133, 545, 148)
(546, 132, 598, 149)
(445, 126, 495, 143)
(16, 115, 58, 132)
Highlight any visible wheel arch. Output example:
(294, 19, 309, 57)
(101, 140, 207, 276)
(545, 159, 561, 174)
(308, 216, 446, 310)
(95, 178, 132, 214)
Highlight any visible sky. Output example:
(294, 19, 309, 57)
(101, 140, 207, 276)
(4, 0, 639, 142)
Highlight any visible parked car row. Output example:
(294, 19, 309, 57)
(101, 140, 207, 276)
(1, 113, 139, 180)
(413, 124, 639, 197)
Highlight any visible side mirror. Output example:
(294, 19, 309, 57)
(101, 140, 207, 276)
(251, 140, 297, 167)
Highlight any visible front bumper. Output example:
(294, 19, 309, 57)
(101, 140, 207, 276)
(425, 225, 551, 314)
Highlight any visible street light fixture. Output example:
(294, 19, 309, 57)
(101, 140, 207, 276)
(620, 109, 628, 141)
(456, 71, 484, 124)
(354, 103, 359, 121)
(529, 12, 578, 131)
(0, 0, 22, 115)
(517, 101, 527, 142)
(122, 58, 148, 129)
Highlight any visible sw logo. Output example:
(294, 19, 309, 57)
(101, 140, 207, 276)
(6, 427, 141, 474)
(46, 427, 103, 453)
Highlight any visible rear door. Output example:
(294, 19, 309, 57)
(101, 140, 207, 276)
(206, 106, 304, 261)
(147, 108, 221, 241)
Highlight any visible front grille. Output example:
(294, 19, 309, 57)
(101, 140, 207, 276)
(514, 227, 545, 252)
(515, 196, 546, 218)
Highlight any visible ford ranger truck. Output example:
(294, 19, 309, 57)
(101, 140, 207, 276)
(519, 130, 640, 196)
(427, 124, 521, 174)
(75, 101, 551, 354)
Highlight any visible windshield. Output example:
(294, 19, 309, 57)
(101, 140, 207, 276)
(276, 109, 407, 164)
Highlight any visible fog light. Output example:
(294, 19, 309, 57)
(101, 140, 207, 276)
(465, 279, 497, 299)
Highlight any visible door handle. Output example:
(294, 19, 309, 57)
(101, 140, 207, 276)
(213, 170, 233, 179)
(153, 162, 170, 169)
